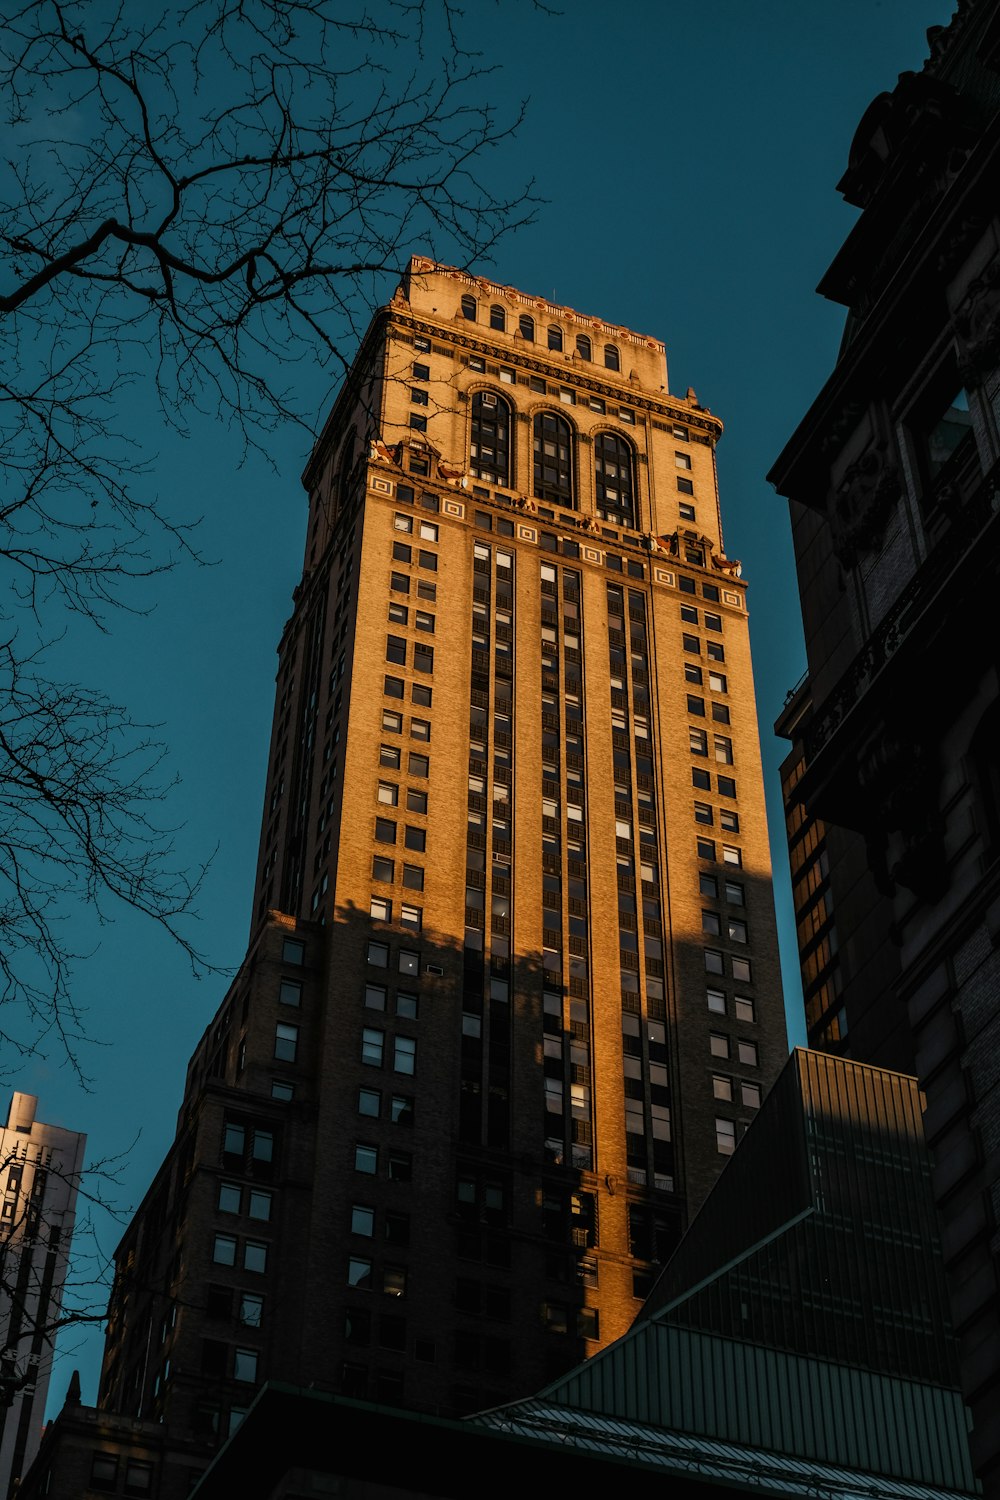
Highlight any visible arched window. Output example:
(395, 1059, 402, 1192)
(604, 343, 620, 371)
(595, 432, 636, 528)
(534, 411, 574, 507)
(576, 334, 592, 361)
(461, 294, 477, 321)
(471, 391, 512, 487)
(490, 304, 506, 331)
(519, 314, 535, 342)
(548, 325, 563, 352)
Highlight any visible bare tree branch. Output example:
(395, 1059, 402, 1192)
(0, 0, 540, 1071)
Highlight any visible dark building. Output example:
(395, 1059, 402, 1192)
(186, 1052, 979, 1500)
(770, 2, 1000, 1489)
(20, 264, 788, 1494)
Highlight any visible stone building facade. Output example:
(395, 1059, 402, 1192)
(770, 3, 1000, 1489)
(31, 263, 786, 1492)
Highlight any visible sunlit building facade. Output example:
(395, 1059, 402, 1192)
(0, 1093, 85, 1500)
(72, 262, 786, 1491)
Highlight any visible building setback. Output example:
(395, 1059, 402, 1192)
(76, 261, 786, 1487)
(770, 1, 1000, 1491)
(0, 1093, 86, 1499)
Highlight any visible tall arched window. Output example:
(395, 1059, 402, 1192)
(595, 432, 636, 528)
(604, 343, 620, 371)
(471, 391, 512, 487)
(519, 314, 535, 342)
(490, 304, 506, 331)
(461, 294, 477, 320)
(548, 325, 563, 352)
(576, 334, 592, 361)
(534, 411, 574, 508)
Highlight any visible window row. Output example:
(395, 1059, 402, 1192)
(710, 1033, 759, 1066)
(361, 1027, 417, 1074)
(707, 988, 755, 1023)
(460, 295, 622, 370)
(705, 950, 752, 983)
(213, 1234, 269, 1273)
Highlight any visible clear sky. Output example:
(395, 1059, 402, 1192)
(11, 0, 949, 1414)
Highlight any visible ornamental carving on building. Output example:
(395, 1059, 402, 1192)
(827, 441, 901, 570)
(954, 255, 1000, 386)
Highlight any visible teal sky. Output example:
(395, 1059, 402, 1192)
(11, 0, 949, 1413)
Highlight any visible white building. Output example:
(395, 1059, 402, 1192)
(0, 1093, 85, 1499)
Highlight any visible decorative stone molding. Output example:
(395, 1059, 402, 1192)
(827, 440, 901, 569)
(955, 256, 1000, 385)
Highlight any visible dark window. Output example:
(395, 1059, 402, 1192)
(604, 344, 620, 371)
(534, 411, 574, 508)
(470, 392, 512, 486)
(548, 325, 563, 351)
(519, 314, 535, 342)
(576, 334, 591, 361)
(490, 304, 506, 331)
(594, 431, 636, 528)
(461, 294, 477, 320)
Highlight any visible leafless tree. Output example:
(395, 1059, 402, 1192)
(0, 0, 537, 1072)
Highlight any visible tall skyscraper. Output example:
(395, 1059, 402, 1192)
(0, 1093, 86, 1499)
(770, 2, 1000, 1490)
(89, 261, 785, 1478)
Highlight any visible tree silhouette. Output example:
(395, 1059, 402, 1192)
(0, 0, 537, 1072)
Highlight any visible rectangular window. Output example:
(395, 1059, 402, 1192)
(738, 1039, 759, 1067)
(377, 782, 399, 806)
(418, 550, 438, 571)
(355, 1144, 378, 1174)
(692, 768, 711, 790)
(213, 1234, 237, 1266)
(707, 640, 725, 662)
(714, 736, 733, 764)
(407, 789, 428, 814)
(352, 1204, 375, 1236)
(394, 1036, 417, 1074)
(402, 864, 424, 890)
(392, 541, 412, 563)
(741, 1081, 761, 1108)
(384, 675, 404, 699)
(271, 1021, 299, 1064)
(410, 718, 431, 742)
(362, 1028, 384, 1066)
(369, 896, 391, 922)
(348, 1256, 372, 1287)
(282, 938, 305, 965)
(720, 809, 739, 832)
(702, 910, 721, 935)
(410, 387, 429, 406)
(687, 695, 705, 717)
(393, 513, 414, 534)
(396, 991, 418, 1019)
(412, 361, 430, 381)
(244, 1241, 268, 1273)
(375, 818, 396, 844)
(713, 703, 731, 724)
(716, 1118, 736, 1155)
(713, 1075, 732, 1101)
(248, 1189, 272, 1221)
(386, 635, 406, 665)
(694, 802, 713, 825)
(404, 826, 426, 851)
(704, 949, 724, 974)
(707, 988, 726, 1014)
(415, 610, 434, 633)
(735, 996, 755, 1023)
(718, 775, 737, 798)
(710, 1033, 729, 1058)
(729, 919, 748, 944)
(411, 682, 432, 706)
(365, 984, 387, 1011)
(677, 476, 694, 495)
(732, 956, 752, 983)
(358, 1088, 380, 1117)
(382, 709, 403, 733)
(679, 502, 696, 522)
(705, 612, 722, 631)
(685, 663, 703, 684)
(709, 671, 727, 693)
(372, 856, 394, 883)
(398, 950, 419, 976)
(675, 451, 692, 470)
(400, 904, 422, 932)
(408, 752, 429, 777)
(723, 844, 742, 867)
(681, 604, 698, 624)
(380, 744, 401, 769)
(696, 837, 715, 860)
(390, 571, 410, 594)
(410, 413, 427, 432)
(239, 1293, 264, 1328)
